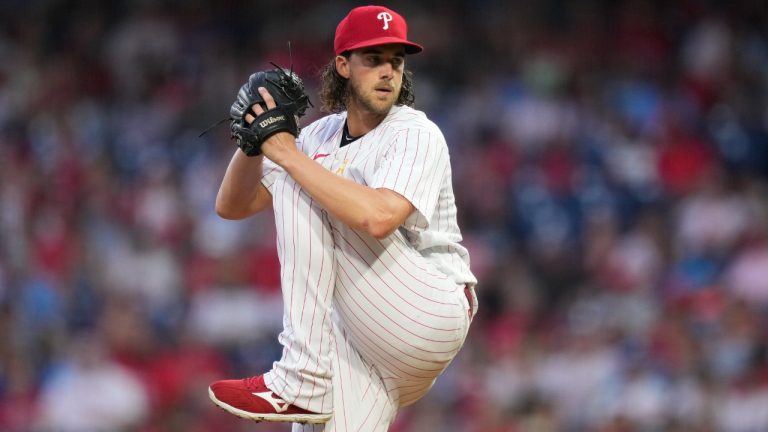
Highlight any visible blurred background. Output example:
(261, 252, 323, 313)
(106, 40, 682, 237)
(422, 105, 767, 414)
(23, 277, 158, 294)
(1, 0, 767, 431)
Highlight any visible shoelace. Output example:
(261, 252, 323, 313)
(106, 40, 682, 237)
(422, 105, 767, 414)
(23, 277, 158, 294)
(243, 376, 265, 391)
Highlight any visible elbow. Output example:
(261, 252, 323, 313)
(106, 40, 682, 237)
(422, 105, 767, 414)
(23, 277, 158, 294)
(368, 226, 394, 240)
(215, 205, 244, 220)
(215, 197, 249, 220)
(362, 214, 400, 240)
(359, 196, 412, 239)
(215, 184, 271, 220)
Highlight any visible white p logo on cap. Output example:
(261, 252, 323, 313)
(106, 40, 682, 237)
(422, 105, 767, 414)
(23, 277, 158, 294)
(377, 11, 393, 30)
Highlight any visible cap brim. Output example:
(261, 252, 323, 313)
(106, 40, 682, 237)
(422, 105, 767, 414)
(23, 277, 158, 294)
(340, 37, 423, 55)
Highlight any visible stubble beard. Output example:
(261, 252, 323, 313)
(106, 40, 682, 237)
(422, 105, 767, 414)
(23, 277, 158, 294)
(347, 79, 400, 117)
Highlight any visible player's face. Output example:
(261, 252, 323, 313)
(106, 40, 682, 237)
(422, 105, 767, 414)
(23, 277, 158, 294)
(338, 44, 405, 117)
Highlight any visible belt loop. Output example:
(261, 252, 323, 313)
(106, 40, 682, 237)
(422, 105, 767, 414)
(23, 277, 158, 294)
(464, 284, 474, 320)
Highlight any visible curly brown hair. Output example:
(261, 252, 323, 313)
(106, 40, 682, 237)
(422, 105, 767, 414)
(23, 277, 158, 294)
(318, 55, 415, 114)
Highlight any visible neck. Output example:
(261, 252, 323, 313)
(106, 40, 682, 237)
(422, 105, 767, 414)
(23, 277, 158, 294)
(345, 104, 389, 137)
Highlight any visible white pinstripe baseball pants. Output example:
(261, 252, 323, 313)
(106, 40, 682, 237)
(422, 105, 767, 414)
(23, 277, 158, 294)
(263, 174, 471, 431)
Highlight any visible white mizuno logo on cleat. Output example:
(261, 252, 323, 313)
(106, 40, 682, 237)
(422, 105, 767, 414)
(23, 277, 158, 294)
(252, 391, 290, 413)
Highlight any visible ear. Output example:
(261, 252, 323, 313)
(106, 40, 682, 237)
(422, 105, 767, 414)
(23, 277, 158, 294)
(335, 55, 350, 79)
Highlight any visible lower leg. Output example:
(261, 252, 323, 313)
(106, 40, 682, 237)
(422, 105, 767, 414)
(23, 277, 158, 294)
(209, 183, 338, 421)
(265, 189, 337, 413)
(292, 322, 397, 432)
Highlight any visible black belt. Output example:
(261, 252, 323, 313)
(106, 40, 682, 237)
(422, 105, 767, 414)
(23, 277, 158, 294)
(464, 284, 474, 320)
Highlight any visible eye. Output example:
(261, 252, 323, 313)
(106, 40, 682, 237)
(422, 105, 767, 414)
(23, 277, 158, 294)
(364, 55, 381, 66)
(391, 57, 404, 68)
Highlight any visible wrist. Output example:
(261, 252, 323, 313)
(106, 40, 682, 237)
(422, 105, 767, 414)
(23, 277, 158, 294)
(277, 148, 304, 174)
(262, 134, 300, 167)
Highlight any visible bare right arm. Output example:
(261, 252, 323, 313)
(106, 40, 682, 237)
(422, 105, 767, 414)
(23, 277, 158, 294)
(215, 149, 272, 219)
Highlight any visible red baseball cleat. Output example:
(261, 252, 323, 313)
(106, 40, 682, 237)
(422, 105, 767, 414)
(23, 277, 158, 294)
(208, 374, 331, 424)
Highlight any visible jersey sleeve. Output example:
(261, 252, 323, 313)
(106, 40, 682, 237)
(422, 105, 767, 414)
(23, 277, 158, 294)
(370, 126, 449, 231)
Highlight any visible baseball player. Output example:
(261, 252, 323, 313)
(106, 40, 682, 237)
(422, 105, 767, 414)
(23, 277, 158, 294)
(208, 5, 477, 431)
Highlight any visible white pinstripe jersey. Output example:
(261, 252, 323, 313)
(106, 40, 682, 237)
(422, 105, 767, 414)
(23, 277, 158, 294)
(261, 105, 476, 288)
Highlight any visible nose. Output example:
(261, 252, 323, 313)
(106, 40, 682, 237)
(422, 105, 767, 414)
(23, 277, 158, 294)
(379, 61, 393, 79)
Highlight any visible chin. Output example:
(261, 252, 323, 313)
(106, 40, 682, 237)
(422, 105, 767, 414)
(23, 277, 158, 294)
(364, 100, 394, 116)
(375, 103, 395, 116)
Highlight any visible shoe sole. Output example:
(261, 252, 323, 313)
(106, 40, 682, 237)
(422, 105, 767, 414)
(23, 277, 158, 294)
(208, 387, 332, 424)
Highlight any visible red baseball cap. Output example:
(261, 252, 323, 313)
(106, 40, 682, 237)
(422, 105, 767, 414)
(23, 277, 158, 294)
(334, 5, 423, 55)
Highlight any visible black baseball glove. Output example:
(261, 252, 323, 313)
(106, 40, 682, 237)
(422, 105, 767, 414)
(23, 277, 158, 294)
(230, 66, 312, 156)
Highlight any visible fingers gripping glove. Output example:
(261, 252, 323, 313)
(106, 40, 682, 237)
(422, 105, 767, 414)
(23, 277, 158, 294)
(230, 68, 312, 156)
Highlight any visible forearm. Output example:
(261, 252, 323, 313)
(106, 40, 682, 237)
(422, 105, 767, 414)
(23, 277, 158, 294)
(277, 147, 408, 239)
(216, 149, 271, 219)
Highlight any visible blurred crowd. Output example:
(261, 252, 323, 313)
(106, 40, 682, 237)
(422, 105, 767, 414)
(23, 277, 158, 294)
(1, 0, 767, 431)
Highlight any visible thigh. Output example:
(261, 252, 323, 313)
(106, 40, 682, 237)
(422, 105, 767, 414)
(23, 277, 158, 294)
(328, 223, 470, 406)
